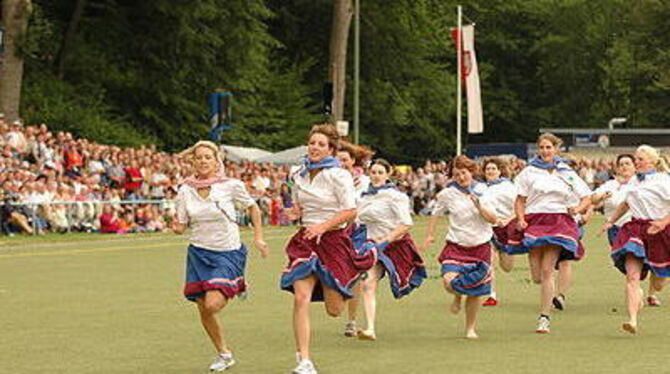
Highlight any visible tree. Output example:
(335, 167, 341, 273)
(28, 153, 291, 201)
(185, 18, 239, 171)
(328, 0, 353, 121)
(0, 0, 32, 121)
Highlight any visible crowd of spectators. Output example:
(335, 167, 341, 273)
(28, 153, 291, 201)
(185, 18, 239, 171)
(1, 117, 627, 237)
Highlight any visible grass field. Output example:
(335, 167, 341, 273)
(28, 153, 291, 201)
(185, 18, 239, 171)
(1, 216, 668, 374)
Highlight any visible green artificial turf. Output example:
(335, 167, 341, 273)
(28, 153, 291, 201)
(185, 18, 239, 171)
(0, 217, 667, 373)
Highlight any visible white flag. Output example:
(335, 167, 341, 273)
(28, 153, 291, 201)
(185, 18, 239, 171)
(461, 25, 483, 134)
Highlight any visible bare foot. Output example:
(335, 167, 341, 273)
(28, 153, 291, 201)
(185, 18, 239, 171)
(622, 322, 637, 334)
(465, 330, 479, 339)
(450, 295, 463, 314)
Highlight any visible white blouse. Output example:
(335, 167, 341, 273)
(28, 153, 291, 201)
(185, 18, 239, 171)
(176, 179, 256, 251)
(481, 180, 517, 224)
(593, 178, 634, 227)
(626, 173, 670, 220)
(515, 164, 591, 214)
(433, 183, 494, 246)
(290, 166, 356, 227)
(357, 188, 413, 240)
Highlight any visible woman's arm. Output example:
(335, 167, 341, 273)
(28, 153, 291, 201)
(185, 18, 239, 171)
(599, 201, 629, 235)
(648, 214, 670, 235)
(569, 196, 592, 216)
(303, 208, 357, 240)
(421, 215, 441, 251)
(515, 195, 528, 229)
(248, 204, 269, 257)
(378, 224, 411, 243)
(471, 195, 498, 225)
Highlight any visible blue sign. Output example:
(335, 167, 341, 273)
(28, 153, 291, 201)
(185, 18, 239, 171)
(209, 92, 233, 141)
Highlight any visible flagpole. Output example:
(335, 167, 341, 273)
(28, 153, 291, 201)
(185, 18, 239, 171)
(456, 5, 463, 156)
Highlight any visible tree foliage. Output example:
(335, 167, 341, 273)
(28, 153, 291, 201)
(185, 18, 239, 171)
(14, 0, 670, 160)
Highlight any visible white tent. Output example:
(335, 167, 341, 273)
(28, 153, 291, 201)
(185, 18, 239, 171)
(220, 144, 272, 163)
(255, 145, 307, 165)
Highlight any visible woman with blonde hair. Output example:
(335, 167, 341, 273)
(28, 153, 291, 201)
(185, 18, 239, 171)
(509, 133, 591, 333)
(173, 140, 269, 372)
(601, 145, 670, 333)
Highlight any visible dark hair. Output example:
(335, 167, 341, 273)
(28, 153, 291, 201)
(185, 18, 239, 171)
(308, 123, 339, 155)
(616, 154, 634, 165)
(370, 158, 392, 174)
(338, 140, 376, 166)
(452, 155, 478, 175)
(481, 157, 510, 178)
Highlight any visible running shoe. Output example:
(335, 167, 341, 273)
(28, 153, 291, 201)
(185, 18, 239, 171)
(344, 321, 357, 337)
(292, 355, 317, 374)
(536, 315, 550, 334)
(482, 296, 498, 307)
(552, 294, 565, 311)
(209, 352, 235, 372)
(647, 295, 661, 307)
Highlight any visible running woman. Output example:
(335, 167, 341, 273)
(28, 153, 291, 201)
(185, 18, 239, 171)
(354, 158, 427, 340)
(423, 155, 498, 339)
(336, 140, 374, 337)
(173, 141, 269, 372)
(480, 157, 517, 306)
(600, 145, 670, 333)
(280, 123, 377, 374)
(510, 133, 591, 333)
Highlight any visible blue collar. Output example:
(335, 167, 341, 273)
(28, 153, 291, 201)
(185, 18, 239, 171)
(299, 156, 341, 177)
(636, 170, 657, 182)
(530, 157, 570, 171)
(447, 181, 482, 196)
(361, 183, 396, 196)
(486, 177, 509, 187)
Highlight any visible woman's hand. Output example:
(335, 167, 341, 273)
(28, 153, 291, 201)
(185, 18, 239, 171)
(421, 235, 435, 252)
(254, 238, 270, 258)
(303, 223, 328, 241)
(517, 219, 528, 230)
(286, 206, 302, 221)
(598, 221, 613, 237)
(647, 220, 668, 235)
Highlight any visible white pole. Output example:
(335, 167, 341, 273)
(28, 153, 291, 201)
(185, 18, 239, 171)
(354, 0, 360, 144)
(456, 5, 463, 156)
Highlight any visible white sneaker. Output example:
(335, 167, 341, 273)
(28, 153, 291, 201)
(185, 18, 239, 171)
(209, 352, 235, 372)
(344, 321, 357, 337)
(536, 315, 550, 334)
(292, 355, 317, 374)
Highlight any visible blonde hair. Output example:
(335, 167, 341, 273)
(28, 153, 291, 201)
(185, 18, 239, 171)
(537, 132, 563, 148)
(637, 145, 670, 173)
(180, 140, 225, 173)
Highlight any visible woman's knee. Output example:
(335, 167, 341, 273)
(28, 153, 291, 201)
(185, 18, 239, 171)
(442, 273, 457, 293)
(325, 300, 345, 317)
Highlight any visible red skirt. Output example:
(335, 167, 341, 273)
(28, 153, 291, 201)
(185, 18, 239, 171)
(280, 227, 377, 301)
(438, 241, 492, 296)
(611, 219, 670, 278)
(378, 233, 427, 298)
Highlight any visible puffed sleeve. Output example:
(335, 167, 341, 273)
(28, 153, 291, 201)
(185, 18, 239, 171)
(432, 188, 451, 215)
(331, 168, 356, 210)
(515, 168, 531, 197)
(231, 179, 256, 208)
(175, 185, 189, 224)
(390, 191, 413, 226)
(570, 171, 592, 198)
